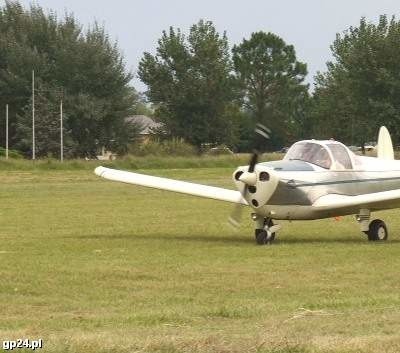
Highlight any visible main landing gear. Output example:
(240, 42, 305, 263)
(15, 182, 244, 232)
(364, 219, 388, 241)
(252, 214, 281, 245)
(356, 209, 388, 241)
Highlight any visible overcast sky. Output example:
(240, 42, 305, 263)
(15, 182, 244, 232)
(6, 0, 400, 91)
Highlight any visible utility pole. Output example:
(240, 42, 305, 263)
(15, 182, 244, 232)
(60, 100, 63, 162)
(32, 70, 35, 160)
(5, 104, 8, 160)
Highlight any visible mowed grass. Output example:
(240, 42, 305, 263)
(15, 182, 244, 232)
(1, 167, 400, 353)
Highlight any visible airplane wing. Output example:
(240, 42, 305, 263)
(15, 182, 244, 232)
(94, 166, 248, 205)
(313, 190, 400, 212)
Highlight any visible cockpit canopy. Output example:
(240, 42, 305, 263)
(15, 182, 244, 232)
(284, 141, 353, 170)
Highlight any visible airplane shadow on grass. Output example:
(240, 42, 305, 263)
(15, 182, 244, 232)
(72, 233, 252, 244)
(69, 233, 400, 245)
(278, 237, 400, 244)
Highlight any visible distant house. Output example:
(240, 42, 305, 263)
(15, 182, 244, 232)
(125, 115, 164, 142)
(96, 115, 164, 160)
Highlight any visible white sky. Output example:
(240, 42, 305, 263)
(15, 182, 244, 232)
(5, 0, 400, 91)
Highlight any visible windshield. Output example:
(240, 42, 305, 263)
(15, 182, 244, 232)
(284, 142, 332, 169)
(327, 144, 352, 169)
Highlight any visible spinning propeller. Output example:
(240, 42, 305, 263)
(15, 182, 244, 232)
(228, 123, 271, 229)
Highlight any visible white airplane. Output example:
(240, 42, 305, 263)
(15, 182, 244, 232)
(95, 126, 399, 245)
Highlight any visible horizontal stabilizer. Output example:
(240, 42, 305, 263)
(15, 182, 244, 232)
(95, 166, 248, 205)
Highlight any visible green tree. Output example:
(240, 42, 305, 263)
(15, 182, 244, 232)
(232, 32, 309, 148)
(133, 93, 155, 117)
(312, 15, 400, 145)
(0, 1, 137, 157)
(15, 81, 75, 158)
(138, 20, 239, 148)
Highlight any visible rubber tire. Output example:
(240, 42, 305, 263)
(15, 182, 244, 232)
(366, 219, 388, 241)
(255, 219, 276, 245)
(255, 230, 268, 245)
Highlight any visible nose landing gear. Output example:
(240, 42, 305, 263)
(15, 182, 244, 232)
(252, 214, 281, 245)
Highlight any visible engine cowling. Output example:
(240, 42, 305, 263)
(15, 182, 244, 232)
(232, 166, 279, 208)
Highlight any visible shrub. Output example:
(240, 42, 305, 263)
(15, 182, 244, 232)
(129, 138, 197, 156)
(0, 147, 23, 159)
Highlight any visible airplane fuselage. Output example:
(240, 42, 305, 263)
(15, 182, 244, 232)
(234, 157, 400, 220)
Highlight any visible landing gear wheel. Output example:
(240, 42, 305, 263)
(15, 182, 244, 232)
(255, 229, 268, 245)
(255, 219, 276, 245)
(364, 219, 388, 241)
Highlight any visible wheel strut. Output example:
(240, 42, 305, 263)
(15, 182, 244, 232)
(252, 213, 281, 245)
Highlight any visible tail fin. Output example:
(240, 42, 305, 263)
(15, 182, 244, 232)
(377, 126, 394, 160)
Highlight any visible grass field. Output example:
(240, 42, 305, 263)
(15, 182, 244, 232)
(1, 165, 400, 352)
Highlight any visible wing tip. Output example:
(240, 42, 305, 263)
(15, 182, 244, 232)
(94, 166, 107, 177)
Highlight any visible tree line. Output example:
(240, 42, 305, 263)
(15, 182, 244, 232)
(0, 1, 137, 157)
(139, 22, 309, 150)
(1, 1, 400, 157)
